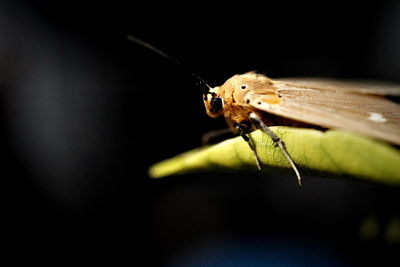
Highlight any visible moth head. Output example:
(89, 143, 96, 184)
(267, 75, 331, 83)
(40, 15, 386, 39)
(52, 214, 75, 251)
(203, 86, 224, 118)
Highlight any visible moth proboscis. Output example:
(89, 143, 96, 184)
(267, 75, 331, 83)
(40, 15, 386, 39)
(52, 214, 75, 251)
(127, 35, 400, 186)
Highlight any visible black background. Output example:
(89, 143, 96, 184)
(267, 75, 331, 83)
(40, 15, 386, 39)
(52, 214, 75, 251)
(1, 1, 400, 265)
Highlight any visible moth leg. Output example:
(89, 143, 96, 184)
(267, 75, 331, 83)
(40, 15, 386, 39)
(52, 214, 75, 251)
(202, 128, 233, 145)
(235, 122, 262, 171)
(249, 112, 302, 186)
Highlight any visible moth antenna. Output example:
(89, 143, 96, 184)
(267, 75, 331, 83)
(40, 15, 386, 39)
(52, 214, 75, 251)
(126, 35, 212, 94)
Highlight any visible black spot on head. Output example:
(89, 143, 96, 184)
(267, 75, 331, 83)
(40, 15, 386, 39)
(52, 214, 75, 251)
(241, 85, 247, 90)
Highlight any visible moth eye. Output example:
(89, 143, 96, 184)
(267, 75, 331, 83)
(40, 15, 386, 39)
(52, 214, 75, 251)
(246, 99, 250, 104)
(210, 97, 223, 112)
(241, 85, 247, 90)
(257, 102, 262, 105)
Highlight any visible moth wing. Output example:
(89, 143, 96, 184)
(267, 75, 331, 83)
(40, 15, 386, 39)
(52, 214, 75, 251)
(274, 77, 400, 96)
(248, 79, 400, 145)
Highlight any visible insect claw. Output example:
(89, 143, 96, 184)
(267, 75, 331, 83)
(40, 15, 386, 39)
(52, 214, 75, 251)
(276, 141, 303, 186)
(254, 156, 262, 171)
(297, 177, 303, 187)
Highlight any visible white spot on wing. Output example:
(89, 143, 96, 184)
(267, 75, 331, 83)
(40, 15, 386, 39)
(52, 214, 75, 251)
(368, 112, 386, 123)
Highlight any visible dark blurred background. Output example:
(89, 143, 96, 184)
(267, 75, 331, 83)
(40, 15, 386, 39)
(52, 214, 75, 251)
(1, 1, 399, 265)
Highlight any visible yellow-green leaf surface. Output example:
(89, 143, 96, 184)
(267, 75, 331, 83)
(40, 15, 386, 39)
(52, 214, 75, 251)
(149, 127, 400, 185)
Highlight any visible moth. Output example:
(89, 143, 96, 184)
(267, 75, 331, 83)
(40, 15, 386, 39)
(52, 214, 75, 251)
(127, 36, 400, 185)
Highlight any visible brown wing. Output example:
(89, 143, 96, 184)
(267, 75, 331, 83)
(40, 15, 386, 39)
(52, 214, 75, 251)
(274, 77, 400, 96)
(248, 78, 400, 145)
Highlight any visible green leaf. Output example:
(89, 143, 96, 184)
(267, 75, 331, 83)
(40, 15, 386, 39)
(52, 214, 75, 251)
(148, 127, 400, 185)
